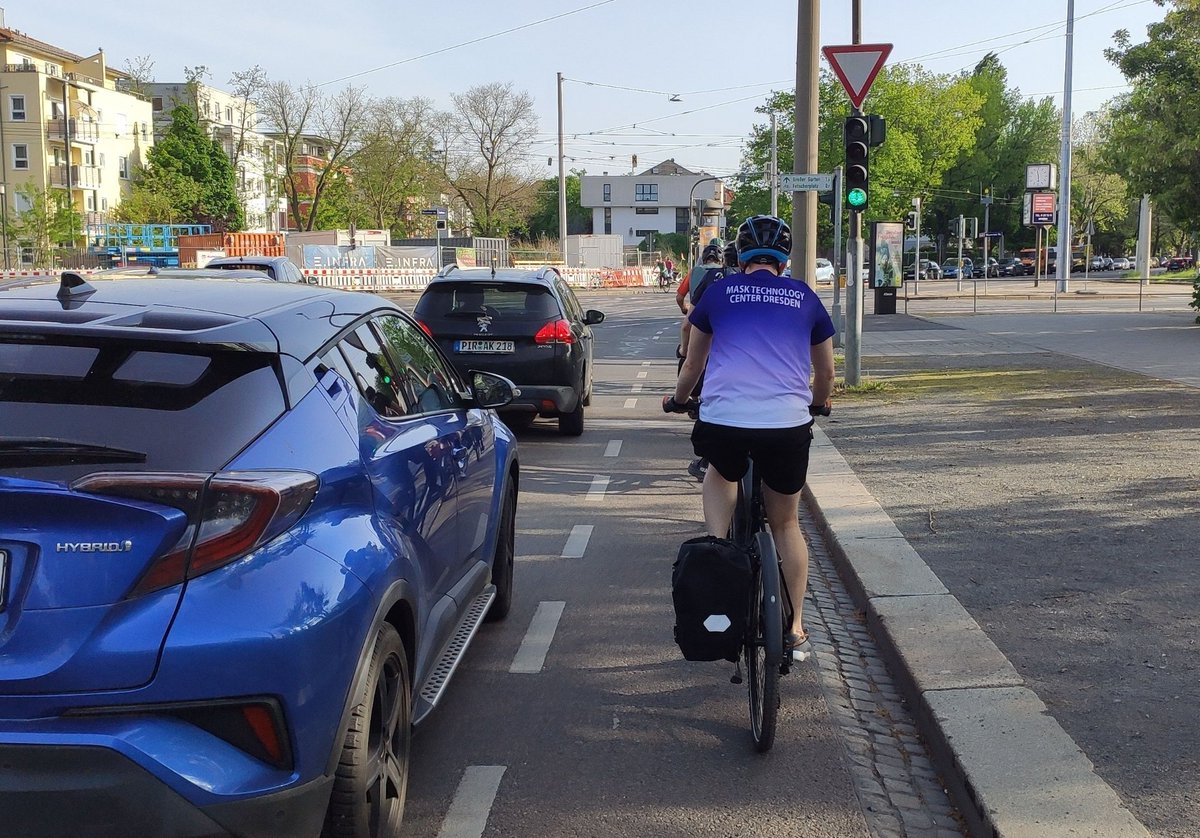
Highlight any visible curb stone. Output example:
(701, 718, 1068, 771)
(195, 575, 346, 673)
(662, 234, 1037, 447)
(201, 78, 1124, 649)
(803, 425, 1152, 838)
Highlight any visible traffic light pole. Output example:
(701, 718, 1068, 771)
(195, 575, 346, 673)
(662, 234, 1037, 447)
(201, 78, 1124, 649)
(843, 1, 864, 387)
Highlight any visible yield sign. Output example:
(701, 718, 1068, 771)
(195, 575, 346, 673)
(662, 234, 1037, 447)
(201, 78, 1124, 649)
(823, 43, 893, 109)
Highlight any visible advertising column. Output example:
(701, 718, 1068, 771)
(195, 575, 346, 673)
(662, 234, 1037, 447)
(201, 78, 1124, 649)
(869, 221, 903, 314)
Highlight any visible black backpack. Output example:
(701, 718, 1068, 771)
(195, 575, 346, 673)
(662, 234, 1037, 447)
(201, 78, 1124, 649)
(672, 536, 751, 662)
(689, 267, 726, 307)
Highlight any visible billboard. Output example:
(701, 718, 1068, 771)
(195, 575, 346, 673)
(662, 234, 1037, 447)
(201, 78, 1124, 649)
(869, 221, 904, 288)
(1031, 192, 1056, 226)
(301, 245, 436, 270)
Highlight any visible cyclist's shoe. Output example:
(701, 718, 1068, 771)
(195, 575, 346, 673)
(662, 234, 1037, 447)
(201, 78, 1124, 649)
(786, 632, 812, 663)
(687, 457, 708, 482)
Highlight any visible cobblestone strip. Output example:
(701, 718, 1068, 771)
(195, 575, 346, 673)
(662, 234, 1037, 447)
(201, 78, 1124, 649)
(800, 509, 966, 838)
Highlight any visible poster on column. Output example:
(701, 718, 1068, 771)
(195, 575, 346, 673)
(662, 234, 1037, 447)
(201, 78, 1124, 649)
(869, 221, 904, 288)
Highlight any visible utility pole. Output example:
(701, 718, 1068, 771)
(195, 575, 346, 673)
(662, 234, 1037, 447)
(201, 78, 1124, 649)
(0, 82, 8, 270)
(792, 0, 820, 288)
(769, 111, 779, 217)
(844, 0, 863, 386)
(1055, 0, 1075, 293)
(982, 185, 992, 285)
(912, 196, 922, 296)
(1135, 193, 1152, 283)
(830, 166, 844, 347)
(556, 72, 568, 266)
(956, 215, 965, 292)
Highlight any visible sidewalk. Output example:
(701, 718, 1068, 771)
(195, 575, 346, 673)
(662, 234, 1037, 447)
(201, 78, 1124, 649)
(801, 310, 1200, 837)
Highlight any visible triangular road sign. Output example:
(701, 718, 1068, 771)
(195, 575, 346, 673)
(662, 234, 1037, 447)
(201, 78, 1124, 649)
(823, 43, 893, 109)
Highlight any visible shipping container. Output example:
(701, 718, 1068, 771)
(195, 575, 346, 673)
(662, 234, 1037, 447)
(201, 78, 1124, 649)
(177, 232, 285, 267)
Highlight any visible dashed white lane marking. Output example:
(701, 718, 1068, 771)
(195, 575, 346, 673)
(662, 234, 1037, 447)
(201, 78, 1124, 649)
(437, 765, 507, 838)
(642, 361, 651, 366)
(631, 384, 643, 394)
(652, 335, 661, 340)
(586, 475, 610, 500)
(604, 439, 622, 457)
(636, 371, 648, 379)
(623, 398, 638, 408)
(510, 601, 566, 674)
(562, 525, 593, 558)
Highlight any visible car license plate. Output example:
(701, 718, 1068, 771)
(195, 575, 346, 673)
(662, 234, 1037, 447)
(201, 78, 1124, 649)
(455, 340, 514, 353)
(0, 549, 7, 613)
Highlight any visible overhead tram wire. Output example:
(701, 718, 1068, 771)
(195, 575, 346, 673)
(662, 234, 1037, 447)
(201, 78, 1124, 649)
(315, 0, 619, 88)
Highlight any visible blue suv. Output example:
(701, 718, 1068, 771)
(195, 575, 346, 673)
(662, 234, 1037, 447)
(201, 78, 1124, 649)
(0, 272, 519, 836)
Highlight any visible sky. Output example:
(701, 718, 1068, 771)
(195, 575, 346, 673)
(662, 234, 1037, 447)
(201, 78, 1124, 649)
(5, 0, 1164, 176)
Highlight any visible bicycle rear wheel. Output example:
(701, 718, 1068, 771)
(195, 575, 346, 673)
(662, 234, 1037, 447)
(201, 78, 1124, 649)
(747, 530, 783, 752)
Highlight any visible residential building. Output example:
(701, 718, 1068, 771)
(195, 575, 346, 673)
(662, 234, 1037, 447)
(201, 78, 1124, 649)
(144, 82, 286, 232)
(579, 159, 728, 249)
(260, 131, 334, 231)
(0, 22, 153, 233)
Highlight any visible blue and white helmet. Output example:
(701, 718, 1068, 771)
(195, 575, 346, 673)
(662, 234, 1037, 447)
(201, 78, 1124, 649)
(735, 215, 791, 265)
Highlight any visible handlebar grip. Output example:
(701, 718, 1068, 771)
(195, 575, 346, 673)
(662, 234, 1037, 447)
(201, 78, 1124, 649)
(809, 404, 831, 417)
(663, 396, 699, 414)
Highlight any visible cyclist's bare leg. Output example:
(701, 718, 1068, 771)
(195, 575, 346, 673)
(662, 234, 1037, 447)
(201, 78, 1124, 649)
(762, 486, 808, 638)
(700, 467, 737, 537)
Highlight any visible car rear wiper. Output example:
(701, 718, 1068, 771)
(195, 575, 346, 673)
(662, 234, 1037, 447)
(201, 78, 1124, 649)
(0, 438, 147, 467)
(442, 310, 489, 318)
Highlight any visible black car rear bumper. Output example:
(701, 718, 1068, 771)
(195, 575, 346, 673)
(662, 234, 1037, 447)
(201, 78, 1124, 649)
(0, 743, 331, 838)
(502, 384, 579, 416)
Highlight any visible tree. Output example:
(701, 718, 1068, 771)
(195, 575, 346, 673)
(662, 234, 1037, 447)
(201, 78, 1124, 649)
(352, 96, 442, 235)
(1104, 0, 1200, 231)
(523, 172, 591, 239)
(227, 65, 267, 176)
(129, 105, 242, 230)
(1071, 110, 1135, 255)
(442, 83, 540, 237)
(257, 80, 368, 230)
(121, 55, 155, 98)
(11, 186, 82, 265)
(112, 167, 203, 224)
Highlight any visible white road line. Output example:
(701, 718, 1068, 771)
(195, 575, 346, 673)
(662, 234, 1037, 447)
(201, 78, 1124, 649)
(652, 335, 661, 340)
(631, 384, 643, 393)
(437, 765, 507, 838)
(623, 398, 638, 408)
(636, 371, 648, 379)
(587, 475, 610, 500)
(642, 361, 651, 366)
(510, 601, 566, 674)
(604, 439, 622, 457)
(561, 524, 594, 558)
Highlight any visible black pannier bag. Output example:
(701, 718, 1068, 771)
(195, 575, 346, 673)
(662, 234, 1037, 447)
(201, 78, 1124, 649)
(672, 535, 751, 662)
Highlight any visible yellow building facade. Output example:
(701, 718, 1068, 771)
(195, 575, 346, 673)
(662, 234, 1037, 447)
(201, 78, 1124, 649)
(0, 27, 153, 232)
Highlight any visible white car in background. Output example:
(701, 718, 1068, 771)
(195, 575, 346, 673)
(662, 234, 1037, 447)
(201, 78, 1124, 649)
(814, 258, 835, 284)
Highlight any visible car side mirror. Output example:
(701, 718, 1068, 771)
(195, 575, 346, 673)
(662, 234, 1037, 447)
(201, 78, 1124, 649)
(469, 371, 517, 409)
(584, 309, 605, 325)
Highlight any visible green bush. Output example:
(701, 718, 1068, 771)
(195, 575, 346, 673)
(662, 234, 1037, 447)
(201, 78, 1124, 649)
(1190, 276, 1200, 324)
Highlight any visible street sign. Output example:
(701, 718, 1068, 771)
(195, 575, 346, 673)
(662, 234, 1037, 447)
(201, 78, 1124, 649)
(779, 173, 834, 192)
(822, 44, 893, 109)
(1031, 192, 1056, 226)
(421, 207, 448, 219)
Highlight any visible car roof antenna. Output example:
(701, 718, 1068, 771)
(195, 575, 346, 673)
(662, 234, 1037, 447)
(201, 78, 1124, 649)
(58, 271, 96, 299)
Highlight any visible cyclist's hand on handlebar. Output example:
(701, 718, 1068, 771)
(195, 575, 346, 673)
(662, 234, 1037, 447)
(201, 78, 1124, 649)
(809, 401, 832, 417)
(663, 395, 699, 414)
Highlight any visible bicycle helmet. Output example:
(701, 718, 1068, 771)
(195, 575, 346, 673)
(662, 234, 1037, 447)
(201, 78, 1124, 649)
(700, 243, 722, 263)
(723, 241, 739, 268)
(735, 215, 792, 265)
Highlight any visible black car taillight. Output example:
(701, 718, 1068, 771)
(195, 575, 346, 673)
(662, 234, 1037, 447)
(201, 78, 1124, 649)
(71, 470, 319, 597)
(67, 697, 292, 770)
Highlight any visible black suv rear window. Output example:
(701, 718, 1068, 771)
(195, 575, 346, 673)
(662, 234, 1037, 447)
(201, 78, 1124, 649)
(415, 282, 560, 323)
(0, 339, 286, 481)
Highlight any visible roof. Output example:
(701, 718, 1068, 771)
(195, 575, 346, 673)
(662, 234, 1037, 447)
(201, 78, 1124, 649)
(0, 275, 397, 360)
(0, 27, 83, 64)
(637, 159, 700, 177)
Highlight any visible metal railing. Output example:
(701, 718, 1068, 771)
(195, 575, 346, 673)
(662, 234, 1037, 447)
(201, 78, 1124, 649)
(46, 118, 100, 143)
(50, 165, 102, 189)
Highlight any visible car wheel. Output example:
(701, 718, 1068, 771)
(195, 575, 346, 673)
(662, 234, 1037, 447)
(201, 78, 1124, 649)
(324, 624, 410, 838)
(558, 399, 584, 436)
(486, 481, 516, 622)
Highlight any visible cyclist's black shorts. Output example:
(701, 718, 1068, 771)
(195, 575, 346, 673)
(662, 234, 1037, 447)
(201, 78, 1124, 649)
(691, 420, 814, 495)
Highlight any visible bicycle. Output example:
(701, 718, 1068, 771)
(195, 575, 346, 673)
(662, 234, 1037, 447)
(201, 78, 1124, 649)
(664, 397, 830, 752)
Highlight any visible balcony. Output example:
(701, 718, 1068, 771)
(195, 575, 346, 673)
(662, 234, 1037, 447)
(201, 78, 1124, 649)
(50, 165, 102, 189)
(2, 63, 38, 73)
(46, 118, 100, 144)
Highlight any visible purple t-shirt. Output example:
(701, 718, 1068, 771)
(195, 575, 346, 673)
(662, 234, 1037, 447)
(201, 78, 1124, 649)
(688, 267, 836, 428)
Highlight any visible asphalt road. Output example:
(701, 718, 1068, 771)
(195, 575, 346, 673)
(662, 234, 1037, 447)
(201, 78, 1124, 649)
(817, 306, 1199, 838)
(398, 291, 876, 837)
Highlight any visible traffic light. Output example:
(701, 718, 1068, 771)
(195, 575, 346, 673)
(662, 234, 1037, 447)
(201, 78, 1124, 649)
(818, 189, 836, 224)
(844, 115, 870, 211)
(905, 211, 918, 231)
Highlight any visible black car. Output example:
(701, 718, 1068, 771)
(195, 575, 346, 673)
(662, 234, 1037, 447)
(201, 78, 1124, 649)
(205, 255, 308, 283)
(903, 259, 941, 280)
(414, 266, 605, 436)
(995, 257, 1023, 276)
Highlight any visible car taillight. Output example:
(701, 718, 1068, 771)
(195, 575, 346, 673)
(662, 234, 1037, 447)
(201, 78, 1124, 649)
(71, 470, 319, 597)
(415, 319, 434, 338)
(534, 319, 576, 345)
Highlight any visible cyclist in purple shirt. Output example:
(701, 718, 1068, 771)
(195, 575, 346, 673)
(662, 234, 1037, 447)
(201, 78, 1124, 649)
(664, 215, 836, 660)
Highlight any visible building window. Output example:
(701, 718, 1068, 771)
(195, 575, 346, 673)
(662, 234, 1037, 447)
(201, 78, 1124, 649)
(152, 96, 163, 112)
(603, 183, 611, 202)
(84, 149, 95, 166)
(635, 206, 658, 215)
(119, 156, 130, 179)
(225, 106, 233, 122)
(603, 207, 612, 235)
(101, 197, 108, 211)
(676, 207, 690, 234)
(634, 183, 658, 202)
(12, 144, 29, 170)
(9, 95, 26, 121)
(86, 193, 96, 212)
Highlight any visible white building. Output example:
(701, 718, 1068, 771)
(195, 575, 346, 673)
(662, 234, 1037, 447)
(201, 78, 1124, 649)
(579, 159, 728, 248)
(144, 82, 285, 231)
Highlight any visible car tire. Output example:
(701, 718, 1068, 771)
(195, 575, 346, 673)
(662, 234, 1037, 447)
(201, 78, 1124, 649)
(558, 398, 584, 436)
(324, 624, 411, 838)
(486, 481, 516, 622)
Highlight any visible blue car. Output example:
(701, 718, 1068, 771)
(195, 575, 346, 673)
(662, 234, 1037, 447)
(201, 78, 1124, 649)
(0, 271, 519, 836)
